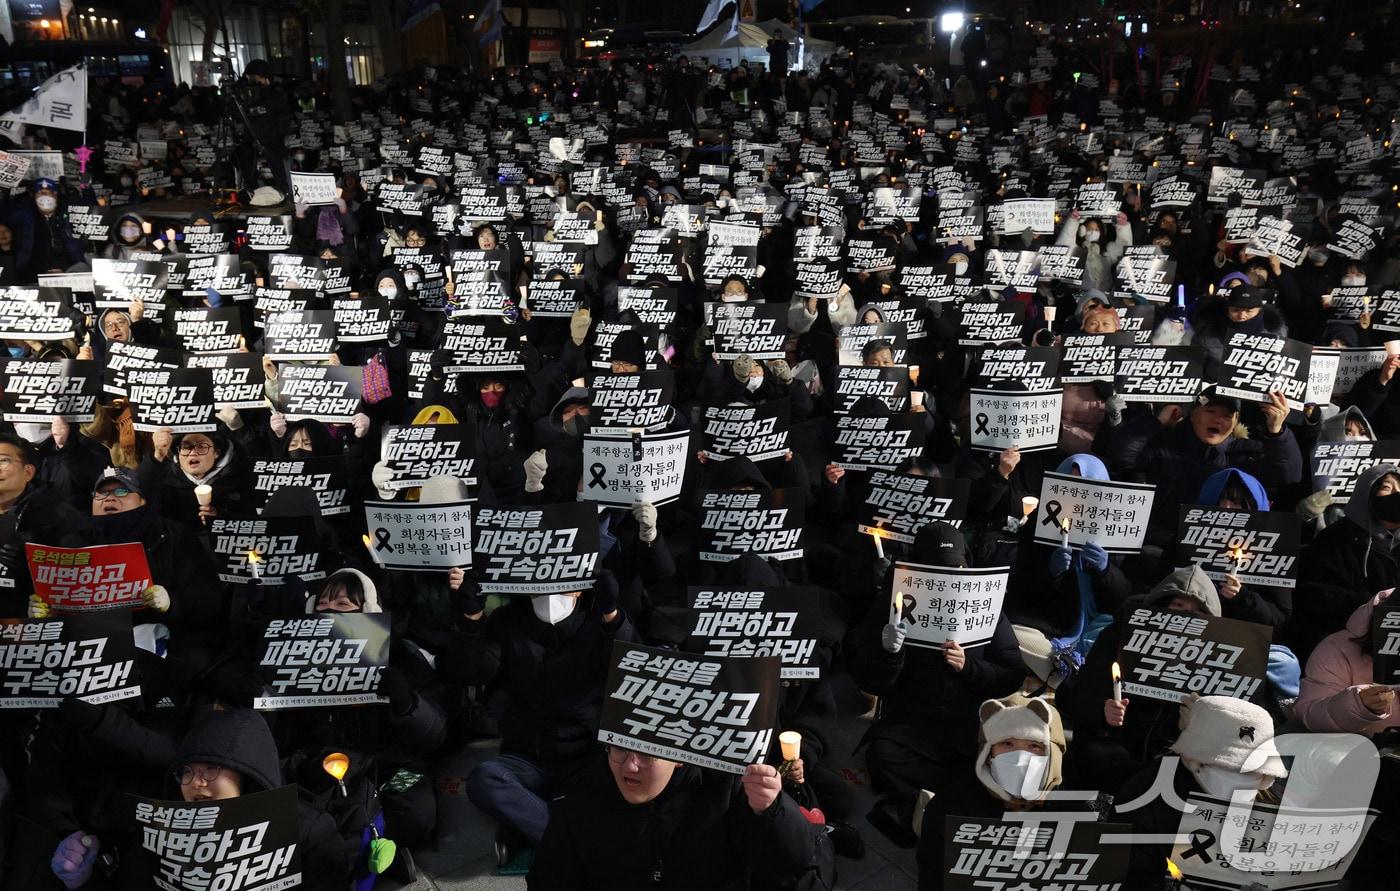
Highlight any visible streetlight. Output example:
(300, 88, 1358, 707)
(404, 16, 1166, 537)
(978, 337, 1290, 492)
(939, 12, 965, 33)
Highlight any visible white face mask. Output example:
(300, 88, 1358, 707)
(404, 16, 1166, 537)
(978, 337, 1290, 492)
(954, 260, 969, 276)
(1192, 763, 1265, 802)
(119, 225, 141, 242)
(988, 750, 1049, 799)
(35, 195, 57, 213)
(721, 291, 747, 303)
(1309, 249, 1329, 265)
(746, 374, 763, 392)
(1083, 229, 1101, 244)
(1342, 274, 1366, 287)
(379, 285, 397, 300)
(1346, 433, 1371, 442)
(531, 593, 577, 625)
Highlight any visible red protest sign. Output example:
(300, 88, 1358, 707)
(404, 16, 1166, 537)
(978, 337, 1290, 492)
(26, 542, 153, 612)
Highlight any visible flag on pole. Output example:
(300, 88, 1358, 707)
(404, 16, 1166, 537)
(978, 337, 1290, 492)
(0, 64, 87, 134)
(695, 0, 729, 34)
(402, 0, 442, 31)
(475, 0, 503, 46)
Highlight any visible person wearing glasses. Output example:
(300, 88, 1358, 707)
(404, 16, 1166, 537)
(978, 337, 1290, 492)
(528, 744, 830, 889)
(138, 429, 252, 528)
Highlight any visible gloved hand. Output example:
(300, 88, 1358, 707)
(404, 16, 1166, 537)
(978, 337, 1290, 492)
(631, 502, 658, 543)
(765, 359, 794, 384)
(59, 696, 105, 733)
(456, 580, 486, 619)
(351, 413, 372, 439)
(370, 461, 395, 499)
(882, 622, 906, 654)
(1104, 393, 1126, 427)
(569, 308, 592, 346)
(524, 449, 548, 493)
(377, 666, 414, 715)
(593, 572, 620, 616)
(1081, 541, 1109, 574)
(1048, 546, 1073, 578)
(270, 411, 288, 438)
(28, 594, 51, 618)
(215, 406, 244, 431)
(141, 585, 171, 613)
(51, 831, 99, 891)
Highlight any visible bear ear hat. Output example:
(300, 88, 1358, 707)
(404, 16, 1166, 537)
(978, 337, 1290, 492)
(1025, 698, 1054, 726)
(978, 698, 1008, 724)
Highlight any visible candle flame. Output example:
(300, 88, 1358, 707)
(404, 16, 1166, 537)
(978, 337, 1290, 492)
(246, 551, 262, 565)
(362, 534, 372, 549)
(1111, 661, 1121, 682)
(1166, 859, 1183, 879)
(1060, 518, 1071, 533)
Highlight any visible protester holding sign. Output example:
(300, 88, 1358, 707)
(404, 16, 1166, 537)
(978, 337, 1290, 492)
(1295, 590, 1400, 736)
(0, 432, 86, 613)
(138, 428, 253, 527)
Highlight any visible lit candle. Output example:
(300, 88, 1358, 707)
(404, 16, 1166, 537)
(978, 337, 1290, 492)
(194, 484, 213, 507)
(892, 589, 903, 624)
(246, 550, 263, 582)
(1021, 496, 1039, 518)
(1233, 547, 1248, 575)
(362, 533, 379, 565)
(779, 730, 802, 762)
(323, 752, 350, 797)
(872, 529, 885, 560)
(1165, 858, 1183, 889)
(1060, 517, 1071, 549)
(1112, 661, 1122, 702)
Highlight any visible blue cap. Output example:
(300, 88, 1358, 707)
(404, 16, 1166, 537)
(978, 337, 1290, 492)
(33, 178, 57, 193)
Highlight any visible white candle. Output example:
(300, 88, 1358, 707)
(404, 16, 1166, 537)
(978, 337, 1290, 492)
(1112, 661, 1123, 702)
(194, 484, 213, 507)
(1060, 517, 1071, 548)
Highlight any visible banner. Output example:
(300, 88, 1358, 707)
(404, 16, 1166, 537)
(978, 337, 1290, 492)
(289, 171, 339, 206)
(1033, 472, 1156, 554)
(173, 307, 241, 353)
(0, 358, 98, 423)
(598, 641, 779, 774)
(439, 317, 524, 373)
(263, 310, 338, 361)
(186, 353, 266, 409)
(0, 615, 140, 708)
(834, 365, 910, 413)
(590, 370, 674, 431)
(209, 517, 325, 586)
(128, 368, 216, 434)
(472, 503, 600, 594)
(1310, 440, 1400, 499)
(958, 301, 1025, 346)
(255, 613, 390, 709)
(581, 430, 689, 506)
(363, 500, 473, 571)
(0, 63, 86, 133)
(890, 562, 1009, 648)
(710, 302, 788, 360)
(859, 472, 970, 543)
(249, 457, 351, 515)
(702, 401, 789, 462)
(133, 786, 302, 891)
(380, 423, 477, 489)
(1178, 506, 1300, 590)
(278, 365, 362, 424)
(684, 587, 823, 678)
(1217, 333, 1313, 412)
(1118, 607, 1271, 702)
(974, 346, 1060, 392)
(0, 290, 77, 340)
(699, 488, 804, 563)
(1116, 346, 1204, 403)
(968, 388, 1062, 453)
(943, 817, 1129, 891)
(27, 542, 153, 613)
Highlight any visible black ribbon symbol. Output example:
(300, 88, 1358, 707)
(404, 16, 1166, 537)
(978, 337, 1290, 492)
(589, 463, 608, 489)
(374, 528, 392, 552)
(974, 413, 990, 435)
(1041, 500, 1064, 529)
(1183, 829, 1216, 863)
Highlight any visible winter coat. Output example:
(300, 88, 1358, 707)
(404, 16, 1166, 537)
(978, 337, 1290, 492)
(1294, 590, 1400, 736)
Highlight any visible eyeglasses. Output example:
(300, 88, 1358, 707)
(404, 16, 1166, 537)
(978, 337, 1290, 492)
(174, 764, 226, 786)
(93, 487, 134, 500)
(606, 746, 657, 768)
(0, 456, 25, 469)
(178, 442, 214, 455)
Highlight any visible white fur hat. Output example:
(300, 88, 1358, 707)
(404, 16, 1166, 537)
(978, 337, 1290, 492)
(305, 567, 381, 614)
(1171, 694, 1285, 778)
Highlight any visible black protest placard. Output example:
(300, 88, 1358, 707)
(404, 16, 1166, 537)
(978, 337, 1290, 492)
(66, 205, 110, 241)
(617, 286, 679, 327)
(128, 368, 216, 434)
(598, 641, 780, 775)
(890, 563, 1009, 649)
(268, 253, 326, 290)
(590, 322, 657, 371)
(937, 205, 984, 242)
(472, 502, 600, 594)
(1035, 244, 1087, 284)
(1034, 472, 1157, 554)
(244, 214, 294, 251)
(1178, 506, 1300, 590)
(528, 278, 584, 317)
(1113, 305, 1156, 344)
(250, 456, 352, 515)
(332, 296, 393, 343)
(0, 359, 98, 423)
(0, 615, 140, 708)
(0, 289, 76, 340)
(1310, 440, 1400, 499)
(1327, 217, 1379, 262)
(590, 370, 675, 432)
(1218, 333, 1312, 412)
(180, 223, 234, 254)
(380, 423, 477, 489)
(943, 817, 1129, 891)
(684, 587, 823, 679)
(958, 301, 1025, 346)
(364, 500, 474, 571)
(174, 307, 241, 353)
(1116, 346, 1205, 403)
(859, 472, 970, 543)
(968, 388, 1063, 453)
(846, 235, 898, 275)
(581, 430, 690, 507)
(833, 413, 926, 471)
(528, 242, 586, 278)
(103, 341, 181, 397)
(1208, 166, 1266, 204)
(209, 517, 325, 586)
(133, 786, 302, 891)
(1118, 607, 1271, 702)
(792, 258, 844, 299)
(983, 249, 1040, 292)
(263, 310, 338, 361)
(1245, 215, 1305, 268)
(702, 401, 790, 462)
(837, 322, 908, 366)
(255, 613, 390, 709)
(376, 183, 428, 216)
(186, 353, 266, 409)
(1371, 605, 1400, 685)
(278, 364, 362, 424)
(699, 488, 805, 563)
(1113, 248, 1177, 304)
(623, 237, 685, 282)
(457, 184, 517, 222)
(1059, 332, 1134, 383)
(448, 248, 510, 315)
(183, 254, 247, 299)
(92, 257, 168, 310)
(702, 244, 759, 286)
(834, 365, 910, 413)
(438, 317, 524, 373)
(710, 302, 788, 360)
(1149, 175, 1202, 211)
(973, 346, 1060, 392)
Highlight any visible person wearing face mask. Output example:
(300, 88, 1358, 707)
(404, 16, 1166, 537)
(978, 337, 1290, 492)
(915, 695, 1079, 887)
(98, 212, 153, 262)
(1294, 466, 1400, 663)
(1055, 208, 1133, 292)
(12, 179, 84, 281)
(444, 569, 638, 869)
(1114, 695, 1285, 889)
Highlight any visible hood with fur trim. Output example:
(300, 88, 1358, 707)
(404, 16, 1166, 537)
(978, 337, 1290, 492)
(974, 694, 1066, 803)
(305, 567, 381, 613)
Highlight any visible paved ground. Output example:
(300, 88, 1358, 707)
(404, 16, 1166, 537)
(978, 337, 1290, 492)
(380, 669, 918, 890)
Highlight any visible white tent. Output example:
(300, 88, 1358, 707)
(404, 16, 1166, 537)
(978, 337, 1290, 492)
(753, 19, 837, 73)
(682, 21, 774, 70)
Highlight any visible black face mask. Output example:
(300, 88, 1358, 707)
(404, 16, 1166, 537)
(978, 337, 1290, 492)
(287, 448, 314, 460)
(93, 504, 149, 543)
(1373, 491, 1400, 524)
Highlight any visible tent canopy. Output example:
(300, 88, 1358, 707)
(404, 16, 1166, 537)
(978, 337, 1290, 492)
(685, 20, 771, 51)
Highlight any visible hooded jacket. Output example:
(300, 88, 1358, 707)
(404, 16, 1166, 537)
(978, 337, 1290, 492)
(1294, 590, 1400, 736)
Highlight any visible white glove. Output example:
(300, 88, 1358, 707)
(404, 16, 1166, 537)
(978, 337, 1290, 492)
(141, 585, 171, 613)
(215, 406, 244, 431)
(632, 502, 658, 543)
(351, 412, 372, 439)
(27, 595, 50, 619)
(882, 622, 906, 654)
(269, 411, 288, 438)
(370, 461, 395, 499)
(524, 449, 548, 493)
